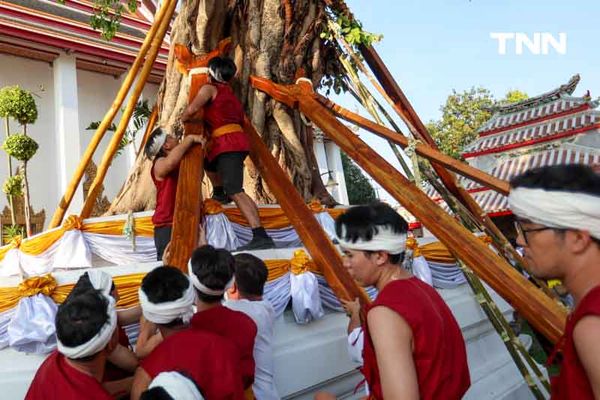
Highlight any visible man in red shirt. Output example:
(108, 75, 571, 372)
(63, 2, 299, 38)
(188, 245, 258, 390)
(131, 265, 244, 400)
(144, 128, 205, 260)
(26, 290, 118, 400)
(331, 202, 470, 400)
(181, 57, 274, 251)
(509, 165, 600, 399)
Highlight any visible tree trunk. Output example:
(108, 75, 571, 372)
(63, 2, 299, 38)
(108, 0, 338, 214)
(4, 118, 16, 225)
(22, 161, 32, 237)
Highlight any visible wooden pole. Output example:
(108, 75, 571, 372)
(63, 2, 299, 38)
(243, 117, 369, 305)
(250, 77, 566, 343)
(136, 104, 159, 156)
(162, 39, 232, 271)
(80, 0, 177, 219)
(319, 95, 510, 195)
(49, 1, 173, 228)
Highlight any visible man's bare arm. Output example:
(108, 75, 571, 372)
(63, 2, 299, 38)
(368, 306, 419, 400)
(574, 315, 600, 399)
(153, 135, 204, 180)
(181, 84, 217, 122)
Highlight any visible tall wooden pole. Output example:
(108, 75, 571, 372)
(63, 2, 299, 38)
(250, 77, 566, 343)
(80, 0, 177, 219)
(243, 118, 369, 305)
(49, 1, 173, 227)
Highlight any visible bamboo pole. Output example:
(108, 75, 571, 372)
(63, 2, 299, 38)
(80, 0, 177, 219)
(49, 1, 173, 228)
(250, 77, 566, 343)
(136, 104, 159, 156)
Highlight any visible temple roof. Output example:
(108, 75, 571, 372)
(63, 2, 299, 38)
(491, 74, 581, 115)
(0, 0, 168, 82)
(428, 144, 600, 215)
(462, 105, 600, 158)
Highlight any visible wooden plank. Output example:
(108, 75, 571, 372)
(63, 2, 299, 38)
(317, 95, 510, 195)
(250, 77, 566, 343)
(243, 118, 369, 306)
(164, 39, 232, 271)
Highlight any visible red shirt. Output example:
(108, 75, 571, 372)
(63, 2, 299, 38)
(362, 278, 470, 400)
(550, 285, 600, 400)
(141, 328, 244, 400)
(26, 351, 112, 400)
(191, 306, 257, 388)
(204, 83, 250, 162)
(151, 161, 178, 227)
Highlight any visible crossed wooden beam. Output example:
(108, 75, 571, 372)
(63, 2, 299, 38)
(249, 76, 566, 343)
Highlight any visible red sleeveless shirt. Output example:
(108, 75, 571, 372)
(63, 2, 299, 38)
(362, 278, 470, 400)
(549, 285, 600, 400)
(204, 83, 250, 162)
(151, 160, 178, 227)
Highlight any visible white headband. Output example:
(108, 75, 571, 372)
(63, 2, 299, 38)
(147, 130, 168, 159)
(87, 270, 113, 297)
(208, 66, 226, 83)
(187, 260, 234, 296)
(337, 225, 407, 254)
(509, 187, 600, 239)
(57, 295, 117, 359)
(148, 371, 204, 400)
(138, 279, 196, 325)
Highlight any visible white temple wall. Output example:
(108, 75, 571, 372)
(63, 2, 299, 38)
(0, 53, 159, 228)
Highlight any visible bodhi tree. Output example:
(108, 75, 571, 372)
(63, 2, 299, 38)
(107, 0, 379, 214)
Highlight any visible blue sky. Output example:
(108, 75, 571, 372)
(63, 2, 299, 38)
(331, 0, 599, 203)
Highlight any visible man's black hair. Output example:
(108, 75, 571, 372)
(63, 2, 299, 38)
(233, 253, 268, 297)
(140, 371, 203, 400)
(208, 57, 237, 83)
(510, 164, 600, 195)
(56, 290, 109, 360)
(511, 164, 600, 246)
(67, 272, 116, 303)
(144, 127, 167, 160)
(189, 245, 234, 303)
(335, 202, 409, 265)
(141, 266, 190, 327)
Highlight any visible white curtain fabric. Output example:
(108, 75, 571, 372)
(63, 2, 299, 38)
(7, 294, 57, 354)
(412, 256, 433, 286)
(290, 272, 324, 324)
(52, 230, 92, 270)
(83, 233, 156, 265)
(205, 214, 240, 251)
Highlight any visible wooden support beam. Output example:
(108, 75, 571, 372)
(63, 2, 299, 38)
(250, 77, 566, 343)
(164, 39, 232, 271)
(243, 118, 369, 305)
(317, 95, 510, 195)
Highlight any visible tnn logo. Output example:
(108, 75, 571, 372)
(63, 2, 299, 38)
(490, 33, 567, 55)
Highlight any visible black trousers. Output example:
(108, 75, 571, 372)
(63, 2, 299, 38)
(154, 225, 172, 261)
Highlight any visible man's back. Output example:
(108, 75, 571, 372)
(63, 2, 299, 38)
(141, 328, 244, 400)
(225, 298, 279, 400)
(26, 351, 112, 400)
(363, 277, 470, 400)
(191, 305, 257, 388)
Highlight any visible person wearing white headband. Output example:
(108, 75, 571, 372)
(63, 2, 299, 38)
(70, 270, 140, 391)
(144, 126, 205, 261)
(26, 290, 118, 400)
(131, 265, 245, 400)
(322, 202, 470, 400)
(181, 56, 275, 251)
(509, 164, 600, 400)
(142, 371, 204, 400)
(188, 245, 258, 391)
